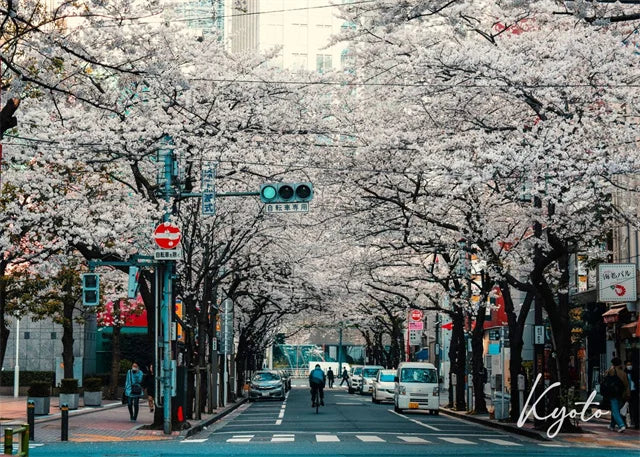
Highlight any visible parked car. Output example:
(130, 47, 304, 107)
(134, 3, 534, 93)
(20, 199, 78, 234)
(393, 362, 439, 414)
(249, 371, 286, 401)
(372, 369, 396, 404)
(349, 366, 363, 394)
(359, 365, 384, 395)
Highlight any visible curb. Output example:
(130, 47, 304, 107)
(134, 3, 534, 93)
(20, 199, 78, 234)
(182, 398, 248, 439)
(440, 408, 550, 441)
(1, 402, 124, 426)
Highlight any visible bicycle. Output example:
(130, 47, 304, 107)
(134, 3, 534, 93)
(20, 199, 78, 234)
(311, 387, 322, 414)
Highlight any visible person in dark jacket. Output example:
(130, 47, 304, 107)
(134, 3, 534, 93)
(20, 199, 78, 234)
(309, 364, 326, 407)
(604, 357, 630, 432)
(340, 368, 349, 387)
(125, 361, 145, 421)
(625, 360, 638, 429)
(327, 368, 335, 388)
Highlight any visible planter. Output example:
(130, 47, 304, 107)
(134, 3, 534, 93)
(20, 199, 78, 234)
(59, 393, 80, 410)
(28, 396, 50, 415)
(83, 391, 102, 407)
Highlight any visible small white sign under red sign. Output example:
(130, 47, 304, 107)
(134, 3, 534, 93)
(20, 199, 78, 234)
(408, 321, 423, 330)
(153, 223, 182, 249)
(409, 309, 423, 322)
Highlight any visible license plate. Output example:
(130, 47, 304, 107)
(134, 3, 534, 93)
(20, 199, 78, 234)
(409, 402, 419, 409)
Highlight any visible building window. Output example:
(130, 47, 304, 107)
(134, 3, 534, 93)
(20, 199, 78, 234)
(24, 332, 30, 340)
(316, 54, 332, 73)
(51, 332, 57, 339)
(291, 53, 308, 71)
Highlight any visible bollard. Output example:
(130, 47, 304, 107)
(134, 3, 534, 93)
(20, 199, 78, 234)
(21, 425, 29, 457)
(60, 403, 69, 442)
(27, 400, 35, 441)
(4, 428, 13, 455)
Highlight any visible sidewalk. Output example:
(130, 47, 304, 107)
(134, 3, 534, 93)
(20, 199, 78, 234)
(0, 395, 246, 443)
(439, 396, 640, 449)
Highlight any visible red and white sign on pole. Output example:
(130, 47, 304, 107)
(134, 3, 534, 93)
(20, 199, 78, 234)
(409, 309, 424, 322)
(153, 222, 183, 260)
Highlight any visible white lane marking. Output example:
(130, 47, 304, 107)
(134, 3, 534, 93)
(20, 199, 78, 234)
(539, 444, 564, 447)
(275, 419, 283, 425)
(316, 434, 340, 442)
(387, 409, 441, 431)
(181, 439, 208, 443)
(28, 444, 45, 448)
(398, 436, 431, 443)
(480, 438, 522, 446)
(336, 402, 363, 405)
(271, 434, 294, 442)
(227, 435, 254, 443)
(439, 437, 474, 445)
(278, 410, 285, 419)
(356, 435, 386, 442)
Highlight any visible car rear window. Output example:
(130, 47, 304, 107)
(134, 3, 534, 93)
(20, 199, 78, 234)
(252, 372, 280, 382)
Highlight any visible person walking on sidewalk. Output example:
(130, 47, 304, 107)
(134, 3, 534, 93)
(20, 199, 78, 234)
(625, 360, 639, 429)
(327, 368, 335, 388)
(125, 362, 145, 421)
(602, 357, 630, 433)
(340, 368, 349, 387)
(143, 364, 156, 413)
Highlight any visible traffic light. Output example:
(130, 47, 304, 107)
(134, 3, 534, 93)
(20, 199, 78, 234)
(260, 182, 313, 203)
(0, 98, 20, 138)
(82, 273, 100, 306)
(127, 266, 140, 299)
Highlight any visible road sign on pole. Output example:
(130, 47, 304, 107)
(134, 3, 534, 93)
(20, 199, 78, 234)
(154, 223, 182, 249)
(265, 202, 310, 214)
(409, 309, 423, 322)
(201, 162, 217, 215)
(408, 321, 424, 330)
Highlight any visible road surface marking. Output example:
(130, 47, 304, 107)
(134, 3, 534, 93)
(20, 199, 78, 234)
(387, 409, 441, 431)
(275, 419, 283, 425)
(336, 402, 364, 405)
(28, 444, 44, 448)
(356, 435, 385, 442)
(271, 434, 294, 442)
(227, 435, 254, 442)
(398, 436, 431, 443)
(439, 437, 474, 445)
(316, 434, 340, 442)
(181, 439, 208, 443)
(539, 444, 564, 447)
(481, 438, 521, 446)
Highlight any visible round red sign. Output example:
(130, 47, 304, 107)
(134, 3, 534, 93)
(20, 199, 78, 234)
(410, 309, 423, 322)
(153, 222, 182, 249)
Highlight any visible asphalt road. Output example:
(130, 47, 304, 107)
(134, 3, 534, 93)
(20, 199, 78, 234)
(29, 384, 638, 457)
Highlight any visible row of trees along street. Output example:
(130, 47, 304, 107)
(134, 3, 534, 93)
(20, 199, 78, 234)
(1, 0, 640, 431)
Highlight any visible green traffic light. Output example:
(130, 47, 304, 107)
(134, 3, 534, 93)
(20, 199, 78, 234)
(261, 185, 277, 201)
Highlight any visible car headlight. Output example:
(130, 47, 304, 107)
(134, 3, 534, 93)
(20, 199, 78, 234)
(398, 386, 406, 395)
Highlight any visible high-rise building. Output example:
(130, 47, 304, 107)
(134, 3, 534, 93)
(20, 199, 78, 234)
(228, 0, 348, 72)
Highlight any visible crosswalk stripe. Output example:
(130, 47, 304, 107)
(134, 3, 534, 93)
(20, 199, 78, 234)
(181, 439, 207, 443)
(480, 438, 522, 446)
(398, 436, 431, 443)
(439, 437, 474, 445)
(271, 437, 295, 442)
(316, 434, 340, 442)
(227, 434, 254, 442)
(356, 435, 386, 442)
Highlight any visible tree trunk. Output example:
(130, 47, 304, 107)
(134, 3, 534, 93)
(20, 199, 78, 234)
(471, 302, 488, 414)
(62, 298, 75, 379)
(107, 301, 122, 399)
(449, 307, 466, 411)
(0, 263, 10, 369)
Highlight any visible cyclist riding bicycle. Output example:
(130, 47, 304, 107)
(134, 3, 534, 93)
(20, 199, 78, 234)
(309, 364, 326, 407)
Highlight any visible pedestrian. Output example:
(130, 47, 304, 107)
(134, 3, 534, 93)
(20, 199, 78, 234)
(309, 364, 326, 407)
(125, 361, 145, 421)
(327, 367, 335, 388)
(625, 360, 639, 429)
(340, 368, 349, 387)
(143, 364, 155, 413)
(601, 357, 630, 432)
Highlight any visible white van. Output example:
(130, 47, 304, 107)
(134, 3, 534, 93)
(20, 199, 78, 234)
(394, 362, 439, 414)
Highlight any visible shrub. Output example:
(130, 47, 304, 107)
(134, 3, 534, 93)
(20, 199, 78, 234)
(83, 377, 102, 392)
(1, 371, 54, 386)
(59, 378, 79, 394)
(28, 382, 51, 397)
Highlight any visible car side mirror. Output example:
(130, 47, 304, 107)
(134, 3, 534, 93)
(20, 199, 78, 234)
(394, 376, 399, 383)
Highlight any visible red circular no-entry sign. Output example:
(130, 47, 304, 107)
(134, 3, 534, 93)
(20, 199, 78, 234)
(410, 309, 424, 322)
(153, 222, 182, 249)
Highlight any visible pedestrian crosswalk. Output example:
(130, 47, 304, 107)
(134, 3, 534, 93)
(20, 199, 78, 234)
(193, 433, 527, 446)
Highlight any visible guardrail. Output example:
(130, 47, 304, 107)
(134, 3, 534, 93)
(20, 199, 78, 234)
(3, 424, 29, 456)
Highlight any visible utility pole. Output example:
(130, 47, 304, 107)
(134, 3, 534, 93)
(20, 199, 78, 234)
(533, 195, 544, 428)
(337, 324, 343, 376)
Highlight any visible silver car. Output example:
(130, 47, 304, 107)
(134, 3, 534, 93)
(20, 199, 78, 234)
(249, 371, 285, 401)
(360, 366, 384, 395)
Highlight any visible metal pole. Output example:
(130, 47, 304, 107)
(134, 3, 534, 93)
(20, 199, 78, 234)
(27, 401, 34, 441)
(338, 325, 343, 376)
(14, 318, 19, 398)
(501, 326, 505, 417)
(154, 267, 160, 409)
(60, 404, 68, 441)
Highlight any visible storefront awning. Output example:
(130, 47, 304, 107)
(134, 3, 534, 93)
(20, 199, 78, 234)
(602, 305, 627, 324)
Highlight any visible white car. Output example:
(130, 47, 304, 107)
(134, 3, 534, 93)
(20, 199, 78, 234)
(349, 366, 363, 394)
(372, 369, 396, 403)
(360, 365, 384, 395)
(394, 362, 439, 414)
